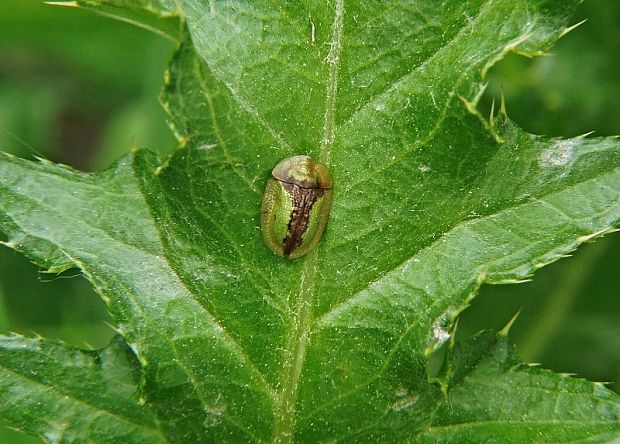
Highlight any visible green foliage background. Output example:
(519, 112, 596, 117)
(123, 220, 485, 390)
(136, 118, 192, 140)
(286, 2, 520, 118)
(0, 0, 618, 442)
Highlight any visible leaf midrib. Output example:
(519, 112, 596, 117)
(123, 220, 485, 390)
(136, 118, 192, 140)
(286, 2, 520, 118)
(271, 0, 345, 442)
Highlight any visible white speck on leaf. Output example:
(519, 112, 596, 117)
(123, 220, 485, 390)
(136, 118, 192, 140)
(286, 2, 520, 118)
(394, 387, 408, 397)
(43, 421, 67, 443)
(203, 403, 227, 428)
(539, 139, 577, 168)
(432, 325, 450, 343)
(391, 392, 419, 412)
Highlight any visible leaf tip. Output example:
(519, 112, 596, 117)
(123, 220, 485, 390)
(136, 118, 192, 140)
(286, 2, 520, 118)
(44, 1, 79, 6)
(499, 310, 521, 337)
(499, 91, 507, 116)
(154, 157, 171, 175)
(577, 227, 619, 244)
(104, 321, 121, 337)
(0, 239, 15, 249)
(33, 155, 54, 166)
(128, 341, 148, 367)
(457, 95, 477, 116)
(575, 130, 596, 140)
(560, 19, 587, 38)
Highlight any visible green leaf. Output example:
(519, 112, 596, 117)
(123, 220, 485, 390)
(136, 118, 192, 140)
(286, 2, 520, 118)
(420, 331, 620, 442)
(0, 335, 164, 443)
(1, 0, 620, 442)
(47, 0, 182, 41)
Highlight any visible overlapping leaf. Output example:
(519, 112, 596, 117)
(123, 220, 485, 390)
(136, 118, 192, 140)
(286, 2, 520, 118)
(0, 335, 163, 442)
(421, 330, 620, 442)
(1, 0, 619, 442)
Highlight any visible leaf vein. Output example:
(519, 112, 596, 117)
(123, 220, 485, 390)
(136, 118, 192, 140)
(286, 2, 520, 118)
(318, 167, 620, 323)
(0, 362, 164, 438)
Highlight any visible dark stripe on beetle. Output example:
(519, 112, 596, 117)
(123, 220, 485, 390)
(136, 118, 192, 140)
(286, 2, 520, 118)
(281, 182, 325, 256)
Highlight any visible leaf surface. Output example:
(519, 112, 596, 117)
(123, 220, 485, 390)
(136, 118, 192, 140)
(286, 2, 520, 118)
(1, 0, 620, 442)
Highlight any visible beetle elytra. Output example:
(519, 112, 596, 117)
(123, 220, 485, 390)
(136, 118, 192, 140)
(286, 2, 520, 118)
(260, 155, 332, 259)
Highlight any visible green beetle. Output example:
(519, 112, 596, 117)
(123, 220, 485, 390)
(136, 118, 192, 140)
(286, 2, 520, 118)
(260, 155, 332, 259)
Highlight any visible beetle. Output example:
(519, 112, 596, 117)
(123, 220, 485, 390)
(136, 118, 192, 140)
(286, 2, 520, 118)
(260, 155, 332, 259)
